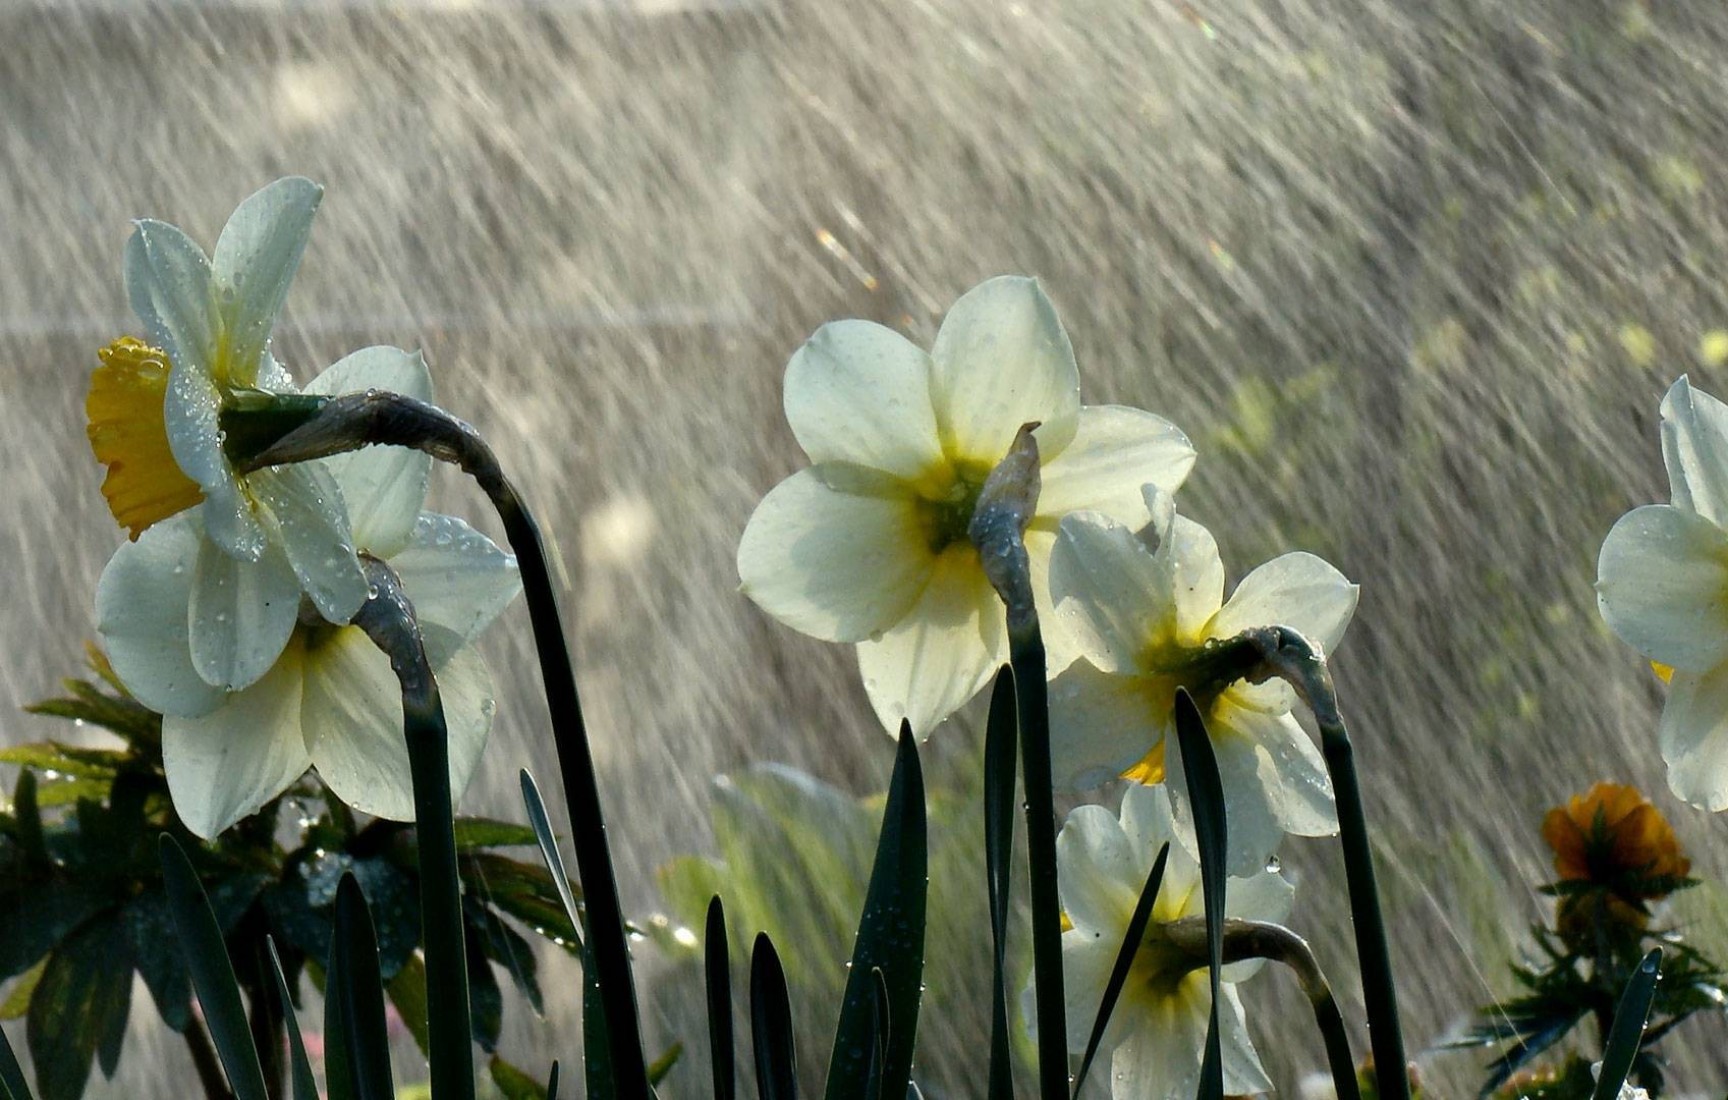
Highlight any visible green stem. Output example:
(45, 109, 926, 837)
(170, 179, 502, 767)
(248, 392, 652, 1100)
(1008, 619, 1069, 1100)
(354, 558, 474, 1100)
(183, 1017, 237, 1100)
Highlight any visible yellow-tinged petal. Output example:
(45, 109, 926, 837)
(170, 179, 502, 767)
(1121, 740, 1166, 784)
(1654, 661, 1674, 683)
(86, 337, 204, 537)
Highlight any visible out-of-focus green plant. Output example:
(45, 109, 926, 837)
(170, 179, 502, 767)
(0, 646, 578, 1100)
(1449, 783, 1723, 1098)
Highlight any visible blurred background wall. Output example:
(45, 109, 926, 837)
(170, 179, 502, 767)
(5, 0, 1728, 1094)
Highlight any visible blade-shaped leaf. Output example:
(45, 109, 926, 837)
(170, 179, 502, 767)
(0, 1020, 31, 1100)
(823, 725, 927, 1100)
(1593, 948, 1662, 1100)
(751, 935, 796, 1100)
(264, 939, 318, 1100)
(863, 969, 890, 1100)
(1173, 690, 1225, 1100)
(583, 932, 616, 1100)
(648, 1042, 684, 1087)
(326, 874, 395, 1100)
(25, 914, 132, 1100)
(548, 1060, 561, 1100)
(1072, 843, 1170, 1099)
(159, 835, 268, 1100)
(520, 771, 585, 953)
(706, 897, 735, 1100)
(982, 668, 1017, 1100)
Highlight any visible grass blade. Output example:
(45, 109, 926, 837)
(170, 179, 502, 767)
(0, 1020, 32, 1100)
(1007, 618, 1069, 1100)
(158, 835, 268, 1100)
(583, 932, 617, 1100)
(519, 770, 585, 952)
(982, 668, 1018, 1100)
(750, 934, 797, 1100)
(327, 874, 395, 1100)
(824, 724, 927, 1100)
(1592, 948, 1662, 1100)
(1173, 689, 1225, 1100)
(548, 1060, 562, 1100)
(264, 939, 318, 1100)
(1072, 843, 1170, 1099)
(706, 897, 736, 1100)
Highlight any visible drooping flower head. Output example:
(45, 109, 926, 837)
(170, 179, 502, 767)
(737, 277, 1195, 735)
(96, 349, 522, 838)
(1029, 783, 1291, 1100)
(1047, 485, 1358, 875)
(1542, 781, 1690, 942)
(87, 177, 369, 692)
(1598, 376, 1728, 810)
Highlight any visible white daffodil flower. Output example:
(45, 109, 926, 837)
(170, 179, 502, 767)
(1026, 783, 1291, 1100)
(737, 276, 1195, 736)
(1047, 485, 1357, 875)
(95, 349, 522, 839)
(1598, 376, 1728, 811)
(87, 177, 370, 692)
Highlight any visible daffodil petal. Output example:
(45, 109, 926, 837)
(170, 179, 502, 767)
(738, 466, 935, 644)
(1208, 552, 1358, 655)
(162, 650, 312, 839)
(302, 630, 496, 821)
(1049, 661, 1163, 789)
(1218, 866, 1296, 985)
(1217, 985, 1274, 1097)
(125, 219, 214, 377)
(303, 346, 435, 556)
(250, 463, 368, 625)
(1037, 405, 1196, 519)
(1598, 504, 1728, 672)
(389, 514, 521, 667)
(928, 276, 1081, 462)
(1167, 509, 1225, 642)
(165, 363, 265, 560)
(188, 532, 300, 691)
(783, 320, 945, 482)
(95, 517, 226, 718)
(1222, 702, 1337, 838)
(1050, 512, 1174, 674)
(1056, 804, 1143, 933)
(855, 546, 1004, 735)
(1659, 665, 1728, 811)
(1661, 375, 1728, 525)
(212, 177, 322, 387)
(1057, 931, 1124, 1051)
(1118, 782, 1199, 870)
(1113, 978, 1209, 1100)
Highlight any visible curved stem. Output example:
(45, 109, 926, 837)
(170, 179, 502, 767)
(249, 392, 652, 1100)
(353, 557, 474, 1100)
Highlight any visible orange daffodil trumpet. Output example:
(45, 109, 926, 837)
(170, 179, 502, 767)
(96, 349, 522, 838)
(737, 277, 1195, 735)
(1029, 783, 1292, 1100)
(1598, 377, 1728, 809)
(88, 177, 369, 692)
(1046, 486, 1357, 876)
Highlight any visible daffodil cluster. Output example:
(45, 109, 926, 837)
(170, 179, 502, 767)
(85, 179, 520, 839)
(737, 276, 1359, 1096)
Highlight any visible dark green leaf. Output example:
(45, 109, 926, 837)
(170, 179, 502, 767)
(490, 1055, 550, 1100)
(750, 934, 796, 1100)
(705, 897, 735, 1100)
(22, 689, 159, 749)
(11, 774, 43, 869)
(823, 725, 926, 1100)
(1173, 690, 1225, 1100)
(466, 926, 503, 1052)
(159, 835, 267, 1100)
(124, 890, 191, 1032)
(452, 819, 539, 851)
(326, 874, 394, 1100)
(25, 914, 132, 1100)
(582, 930, 616, 1100)
(265, 939, 319, 1100)
(1593, 948, 1661, 1100)
(0, 745, 123, 780)
(2, 962, 44, 1021)
(548, 1061, 561, 1100)
(647, 1042, 683, 1087)
(517, 772, 585, 951)
(1072, 843, 1170, 1100)
(0, 1017, 32, 1100)
(350, 857, 420, 980)
(982, 669, 1017, 1100)
(0, 884, 104, 984)
(385, 955, 432, 1058)
(465, 899, 543, 1014)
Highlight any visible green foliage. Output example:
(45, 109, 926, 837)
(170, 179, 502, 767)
(0, 649, 585, 1100)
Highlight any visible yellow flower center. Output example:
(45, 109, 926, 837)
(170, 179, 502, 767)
(913, 459, 993, 554)
(1121, 739, 1166, 784)
(86, 337, 204, 539)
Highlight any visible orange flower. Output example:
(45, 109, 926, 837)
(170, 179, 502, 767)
(1541, 782, 1689, 901)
